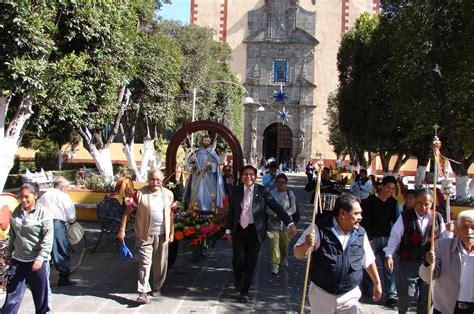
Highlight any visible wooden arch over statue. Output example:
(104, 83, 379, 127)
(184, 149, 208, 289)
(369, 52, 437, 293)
(165, 120, 244, 183)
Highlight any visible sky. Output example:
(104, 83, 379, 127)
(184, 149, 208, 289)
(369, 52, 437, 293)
(158, 0, 190, 24)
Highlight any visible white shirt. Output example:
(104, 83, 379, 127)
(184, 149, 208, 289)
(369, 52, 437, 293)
(149, 193, 165, 235)
(384, 210, 450, 257)
(295, 218, 375, 268)
(37, 188, 76, 223)
(458, 241, 474, 302)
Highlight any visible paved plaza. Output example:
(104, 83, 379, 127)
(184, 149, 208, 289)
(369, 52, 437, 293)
(0, 173, 398, 313)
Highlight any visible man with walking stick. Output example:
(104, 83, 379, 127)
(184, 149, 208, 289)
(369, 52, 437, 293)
(294, 193, 382, 313)
(418, 210, 474, 314)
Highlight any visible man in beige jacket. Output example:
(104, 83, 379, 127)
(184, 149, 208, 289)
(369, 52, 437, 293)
(117, 169, 175, 304)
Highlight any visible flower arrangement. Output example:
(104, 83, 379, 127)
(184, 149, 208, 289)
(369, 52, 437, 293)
(173, 210, 226, 252)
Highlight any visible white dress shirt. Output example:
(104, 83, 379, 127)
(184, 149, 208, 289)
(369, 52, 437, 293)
(384, 210, 450, 257)
(458, 241, 474, 302)
(37, 188, 76, 223)
(241, 184, 255, 225)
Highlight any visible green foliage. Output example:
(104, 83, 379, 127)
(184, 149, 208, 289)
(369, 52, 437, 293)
(0, 2, 56, 97)
(77, 173, 114, 192)
(333, 5, 473, 174)
(161, 22, 244, 142)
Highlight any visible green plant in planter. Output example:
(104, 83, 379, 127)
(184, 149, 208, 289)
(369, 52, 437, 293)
(78, 173, 115, 192)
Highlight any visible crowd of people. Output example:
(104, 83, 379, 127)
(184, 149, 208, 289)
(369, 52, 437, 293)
(300, 163, 472, 314)
(2, 152, 472, 313)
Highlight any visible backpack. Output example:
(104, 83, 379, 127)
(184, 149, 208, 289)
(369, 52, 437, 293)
(96, 195, 125, 222)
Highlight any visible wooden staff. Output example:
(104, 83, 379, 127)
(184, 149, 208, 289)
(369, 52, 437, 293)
(427, 128, 440, 314)
(300, 161, 323, 314)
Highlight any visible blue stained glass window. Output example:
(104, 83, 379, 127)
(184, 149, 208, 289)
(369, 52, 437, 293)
(272, 59, 289, 84)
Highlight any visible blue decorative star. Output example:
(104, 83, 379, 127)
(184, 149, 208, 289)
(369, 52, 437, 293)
(274, 89, 288, 103)
(279, 107, 290, 123)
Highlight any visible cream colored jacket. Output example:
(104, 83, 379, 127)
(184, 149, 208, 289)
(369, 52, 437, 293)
(134, 186, 174, 242)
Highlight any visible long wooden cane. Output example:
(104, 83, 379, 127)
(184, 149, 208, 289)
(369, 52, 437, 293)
(427, 133, 439, 314)
(300, 164, 322, 314)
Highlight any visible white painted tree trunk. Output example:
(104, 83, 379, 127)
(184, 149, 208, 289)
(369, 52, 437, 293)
(414, 165, 427, 189)
(123, 142, 143, 182)
(139, 138, 155, 181)
(88, 145, 114, 179)
(455, 175, 468, 201)
(153, 153, 162, 170)
(0, 96, 33, 192)
(469, 178, 474, 198)
(0, 139, 18, 192)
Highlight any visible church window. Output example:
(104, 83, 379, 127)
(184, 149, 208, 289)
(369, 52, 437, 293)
(272, 59, 289, 85)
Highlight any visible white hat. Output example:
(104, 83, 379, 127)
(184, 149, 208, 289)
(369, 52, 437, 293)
(68, 223, 84, 245)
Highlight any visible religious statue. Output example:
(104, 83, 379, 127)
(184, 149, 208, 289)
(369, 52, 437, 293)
(251, 129, 257, 151)
(183, 135, 225, 212)
(299, 130, 305, 153)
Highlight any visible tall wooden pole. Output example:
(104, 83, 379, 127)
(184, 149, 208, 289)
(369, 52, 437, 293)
(300, 161, 322, 314)
(427, 124, 440, 314)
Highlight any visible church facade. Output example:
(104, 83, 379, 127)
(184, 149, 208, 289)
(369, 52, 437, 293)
(191, 0, 380, 166)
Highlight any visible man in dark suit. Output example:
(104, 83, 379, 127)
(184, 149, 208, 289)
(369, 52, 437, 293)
(225, 165, 297, 303)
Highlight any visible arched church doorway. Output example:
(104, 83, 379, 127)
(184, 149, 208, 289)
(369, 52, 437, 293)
(262, 123, 293, 165)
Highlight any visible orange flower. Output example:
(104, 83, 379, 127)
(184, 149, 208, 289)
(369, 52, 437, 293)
(175, 231, 184, 241)
(188, 226, 196, 234)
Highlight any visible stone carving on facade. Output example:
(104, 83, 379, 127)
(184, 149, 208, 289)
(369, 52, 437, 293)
(299, 129, 305, 153)
(251, 128, 257, 151)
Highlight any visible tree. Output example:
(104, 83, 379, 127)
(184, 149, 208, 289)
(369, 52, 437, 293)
(382, 0, 473, 199)
(0, 2, 57, 191)
(36, 2, 138, 179)
(162, 22, 244, 135)
(121, 24, 182, 182)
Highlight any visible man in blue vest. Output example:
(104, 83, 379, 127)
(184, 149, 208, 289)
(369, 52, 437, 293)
(294, 193, 382, 313)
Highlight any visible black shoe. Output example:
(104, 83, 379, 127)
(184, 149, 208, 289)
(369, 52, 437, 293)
(239, 294, 248, 303)
(58, 278, 77, 287)
(385, 297, 398, 308)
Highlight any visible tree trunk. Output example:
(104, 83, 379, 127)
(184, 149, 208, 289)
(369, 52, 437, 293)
(77, 127, 114, 179)
(0, 96, 33, 192)
(455, 175, 468, 201)
(123, 141, 143, 182)
(392, 154, 411, 174)
(415, 165, 427, 189)
(0, 139, 19, 192)
(139, 137, 155, 181)
(379, 152, 392, 175)
(88, 146, 114, 178)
